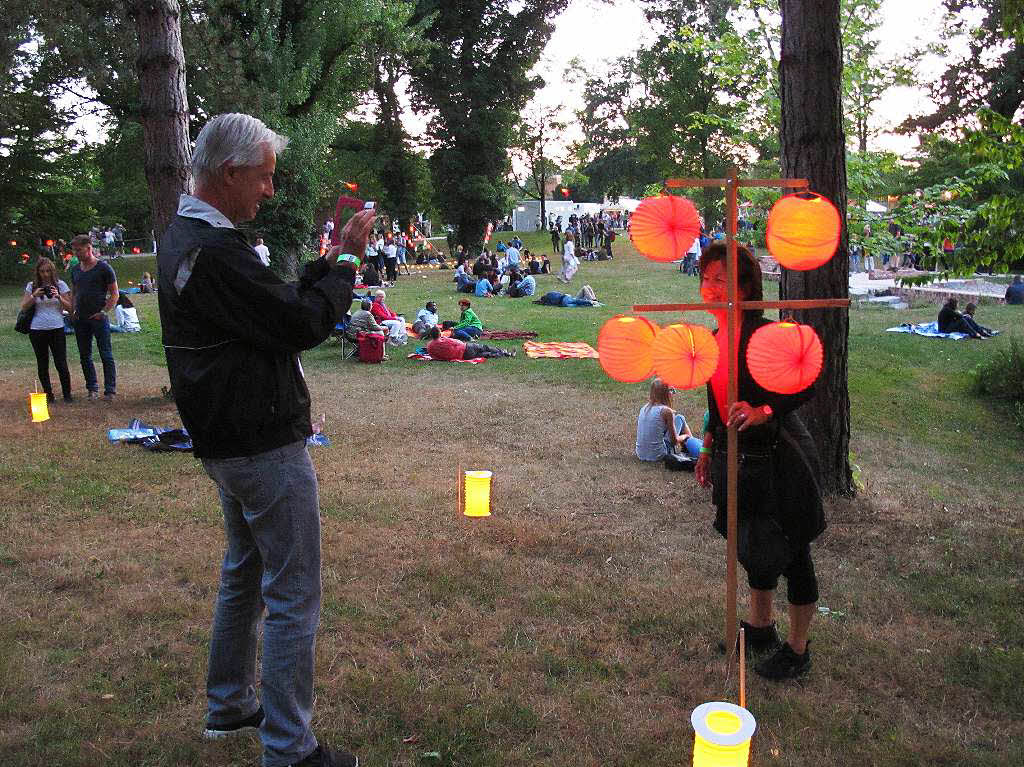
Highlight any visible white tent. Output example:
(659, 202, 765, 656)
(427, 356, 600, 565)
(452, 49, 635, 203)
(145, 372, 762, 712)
(865, 200, 887, 214)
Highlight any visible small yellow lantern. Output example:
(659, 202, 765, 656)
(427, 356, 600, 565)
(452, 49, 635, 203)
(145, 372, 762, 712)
(691, 701, 756, 767)
(463, 470, 492, 517)
(29, 392, 50, 423)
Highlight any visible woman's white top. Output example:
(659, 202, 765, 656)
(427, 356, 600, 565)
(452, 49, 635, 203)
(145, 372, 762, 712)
(636, 404, 671, 461)
(24, 280, 70, 331)
(115, 305, 141, 332)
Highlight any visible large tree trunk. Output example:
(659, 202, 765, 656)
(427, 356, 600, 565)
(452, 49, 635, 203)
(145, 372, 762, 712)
(131, 0, 192, 241)
(779, 0, 854, 496)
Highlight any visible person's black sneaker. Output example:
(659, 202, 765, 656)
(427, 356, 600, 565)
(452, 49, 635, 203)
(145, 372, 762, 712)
(754, 641, 811, 681)
(289, 745, 359, 767)
(202, 706, 264, 739)
(63, 395, 74, 403)
(716, 621, 782, 656)
(46, 393, 55, 404)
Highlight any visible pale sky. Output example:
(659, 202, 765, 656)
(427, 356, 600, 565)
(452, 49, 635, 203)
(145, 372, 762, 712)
(70, 0, 960, 160)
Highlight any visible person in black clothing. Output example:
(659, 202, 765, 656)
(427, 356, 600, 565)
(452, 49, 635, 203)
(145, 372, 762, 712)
(550, 225, 561, 255)
(937, 297, 990, 338)
(694, 243, 825, 681)
(1005, 275, 1024, 305)
(158, 113, 368, 767)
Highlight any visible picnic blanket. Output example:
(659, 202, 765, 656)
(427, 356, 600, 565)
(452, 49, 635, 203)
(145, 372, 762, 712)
(886, 321, 969, 340)
(480, 330, 538, 340)
(523, 341, 599, 359)
(408, 352, 486, 364)
(107, 419, 330, 451)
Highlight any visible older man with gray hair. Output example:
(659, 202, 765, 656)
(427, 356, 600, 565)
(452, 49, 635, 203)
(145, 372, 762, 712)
(157, 113, 371, 767)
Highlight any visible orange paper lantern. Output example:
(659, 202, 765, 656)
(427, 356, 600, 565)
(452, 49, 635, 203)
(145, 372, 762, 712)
(746, 321, 823, 394)
(629, 195, 701, 263)
(651, 323, 719, 390)
(598, 315, 659, 383)
(765, 192, 841, 270)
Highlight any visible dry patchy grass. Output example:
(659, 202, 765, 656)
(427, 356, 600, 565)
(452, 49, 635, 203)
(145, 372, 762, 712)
(1, 246, 1022, 766)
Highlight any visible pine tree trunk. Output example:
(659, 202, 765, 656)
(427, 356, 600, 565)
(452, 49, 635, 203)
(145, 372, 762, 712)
(131, 0, 192, 240)
(779, 0, 854, 496)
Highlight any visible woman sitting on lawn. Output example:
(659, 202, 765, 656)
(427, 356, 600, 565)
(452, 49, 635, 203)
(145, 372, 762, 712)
(635, 378, 702, 462)
(450, 298, 483, 341)
(937, 297, 990, 338)
(425, 326, 514, 360)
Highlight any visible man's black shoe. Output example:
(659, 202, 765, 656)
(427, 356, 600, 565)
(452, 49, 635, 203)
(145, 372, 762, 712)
(202, 706, 263, 739)
(754, 641, 811, 681)
(289, 745, 359, 767)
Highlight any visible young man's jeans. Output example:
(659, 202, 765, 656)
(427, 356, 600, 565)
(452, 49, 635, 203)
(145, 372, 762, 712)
(74, 315, 116, 394)
(201, 440, 322, 767)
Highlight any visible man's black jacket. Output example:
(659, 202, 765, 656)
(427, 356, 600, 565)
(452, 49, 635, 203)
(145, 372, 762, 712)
(157, 214, 352, 459)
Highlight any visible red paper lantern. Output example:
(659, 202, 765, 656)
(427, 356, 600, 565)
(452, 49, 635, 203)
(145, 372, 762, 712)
(651, 323, 719, 390)
(560, 186, 570, 198)
(344, 181, 359, 192)
(765, 192, 840, 270)
(132, 246, 142, 254)
(746, 321, 823, 394)
(629, 195, 701, 263)
(45, 239, 55, 247)
(598, 315, 659, 383)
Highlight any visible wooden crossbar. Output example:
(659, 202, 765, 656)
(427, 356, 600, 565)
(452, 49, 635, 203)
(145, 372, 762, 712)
(633, 299, 851, 313)
(664, 177, 809, 189)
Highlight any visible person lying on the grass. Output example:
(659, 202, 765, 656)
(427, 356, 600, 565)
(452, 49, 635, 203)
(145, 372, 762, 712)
(537, 285, 597, 307)
(937, 297, 990, 338)
(636, 377, 702, 462)
(346, 298, 386, 344)
(412, 301, 439, 337)
(448, 298, 483, 340)
(425, 326, 514, 359)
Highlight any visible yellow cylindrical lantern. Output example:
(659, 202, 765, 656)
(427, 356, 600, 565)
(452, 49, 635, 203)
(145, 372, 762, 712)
(463, 471, 492, 517)
(691, 701, 756, 767)
(30, 392, 50, 423)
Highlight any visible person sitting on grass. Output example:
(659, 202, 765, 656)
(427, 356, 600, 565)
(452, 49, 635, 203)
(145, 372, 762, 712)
(412, 301, 439, 337)
(635, 377, 702, 463)
(425, 326, 514, 360)
(937, 297, 989, 338)
(449, 298, 482, 340)
(360, 260, 382, 287)
(506, 268, 536, 298)
(963, 302, 997, 337)
(111, 292, 141, 333)
(1004, 275, 1024, 305)
(527, 251, 541, 275)
(474, 271, 495, 297)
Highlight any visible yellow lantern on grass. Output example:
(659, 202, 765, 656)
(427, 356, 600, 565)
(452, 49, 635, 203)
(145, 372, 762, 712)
(29, 392, 50, 423)
(691, 701, 756, 767)
(463, 471, 492, 517)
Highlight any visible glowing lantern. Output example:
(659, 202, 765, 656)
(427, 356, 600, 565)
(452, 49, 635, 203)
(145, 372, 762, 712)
(20, 253, 30, 264)
(597, 315, 659, 383)
(559, 186, 570, 198)
(746, 321, 823, 395)
(765, 192, 840, 271)
(132, 246, 141, 254)
(45, 239, 55, 247)
(344, 181, 359, 192)
(651, 323, 719, 390)
(29, 392, 50, 423)
(691, 702, 756, 767)
(629, 194, 701, 263)
(463, 471, 492, 517)
(8, 240, 17, 247)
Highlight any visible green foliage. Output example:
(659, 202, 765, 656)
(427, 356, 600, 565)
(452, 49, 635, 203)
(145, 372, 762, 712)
(972, 336, 1024, 431)
(410, 0, 569, 253)
(92, 121, 152, 238)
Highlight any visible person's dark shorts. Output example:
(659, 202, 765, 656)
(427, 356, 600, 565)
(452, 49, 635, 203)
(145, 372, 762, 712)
(745, 542, 818, 605)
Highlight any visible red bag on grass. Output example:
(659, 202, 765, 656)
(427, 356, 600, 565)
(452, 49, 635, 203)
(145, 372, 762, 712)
(357, 332, 386, 363)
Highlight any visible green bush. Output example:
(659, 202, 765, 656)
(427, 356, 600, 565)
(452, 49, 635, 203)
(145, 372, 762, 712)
(972, 337, 1024, 430)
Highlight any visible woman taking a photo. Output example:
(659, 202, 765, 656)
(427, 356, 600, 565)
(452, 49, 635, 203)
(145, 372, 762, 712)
(694, 243, 825, 681)
(21, 257, 74, 402)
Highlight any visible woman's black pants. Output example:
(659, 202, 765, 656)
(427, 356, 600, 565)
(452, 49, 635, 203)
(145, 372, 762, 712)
(29, 327, 72, 399)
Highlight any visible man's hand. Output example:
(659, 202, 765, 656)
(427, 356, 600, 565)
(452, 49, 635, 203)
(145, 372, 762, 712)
(334, 209, 377, 266)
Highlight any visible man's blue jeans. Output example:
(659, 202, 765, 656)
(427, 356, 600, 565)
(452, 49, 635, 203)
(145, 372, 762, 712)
(74, 316, 116, 394)
(201, 440, 322, 767)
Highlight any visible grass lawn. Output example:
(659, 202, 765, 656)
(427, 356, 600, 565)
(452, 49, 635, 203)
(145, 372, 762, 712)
(1, 234, 1022, 766)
